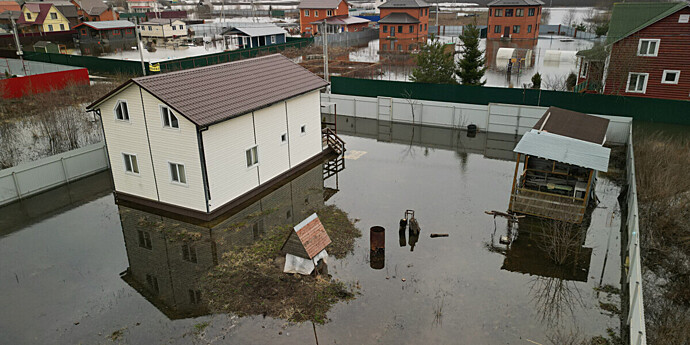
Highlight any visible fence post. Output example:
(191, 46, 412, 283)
(60, 157, 70, 183)
(11, 171, 22, 199)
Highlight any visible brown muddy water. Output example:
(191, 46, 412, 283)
(0, 118, 623, 344)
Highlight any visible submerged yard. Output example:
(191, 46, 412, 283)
(0, 119, 624, 344)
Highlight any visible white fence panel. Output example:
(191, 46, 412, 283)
(0, 143, 109, 206)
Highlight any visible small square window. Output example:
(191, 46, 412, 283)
(123, 153, 139, 174)
(662, 70, 680, 84)
(50, 13, 57, 19)
(281, 133, 287, 142)
(300, 125, 306, 134)
(246, 146, 259, 167)
(505, 9, 513, 17)
(169, 162, 187, 184)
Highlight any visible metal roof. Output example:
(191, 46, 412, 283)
(75, 20, 135, 30)
(297, 0, 344, 9)
(311, 15, 370, 25)
(223, 25, 287, 37)
(605, 2, 687, 45)
(141, 18, 184, 25)
(378, 12, 420, 23)
(73, 0, 109, 16)
(88, 54, 329, 127)
(378, 0, 429, 8)
(487, 0, 544, 6)
(514, 130, 611, 172)
(532, 107, 610, 144)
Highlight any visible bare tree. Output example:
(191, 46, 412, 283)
(0, 121, 20, 169)
(529, 276, 585, 327)
(541, 9, 551, 25)
(562, 9, 577, 27)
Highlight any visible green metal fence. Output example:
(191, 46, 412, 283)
(156, 37, 314, 73)
(12, 51, 147, 76)
(330, 77, 690, 125)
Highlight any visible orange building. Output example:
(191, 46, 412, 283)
(72, 0, 119, 22)
(378, 0, 430, 53)
(298, 0, 350, 35)
(487, 0, 543, 40)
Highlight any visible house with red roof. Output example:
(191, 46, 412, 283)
(18, 3, 72, 33)
(298, 0, 349, 35)
(281, 213, 331, 275)
(71, 0, 119, 22)
(378, 0, 430, 53)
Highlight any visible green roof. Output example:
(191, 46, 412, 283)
(606, 2, 688, 45)
(576, 44, 607, 61)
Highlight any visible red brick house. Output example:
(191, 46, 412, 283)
(378, 0, 430, 53)
(595, 2, 690, 100)
(298, 0, 349, 35)
(71, 0, 119, 22)
(486, 0, 543, 40)
(310, 14, 370, 33)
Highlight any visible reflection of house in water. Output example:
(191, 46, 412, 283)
(508, 107, 611, 223)
(119, 161, 339, 319)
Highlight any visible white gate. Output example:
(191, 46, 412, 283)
(377, 96, 393, 121)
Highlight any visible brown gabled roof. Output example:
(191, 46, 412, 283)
(87, 54, 328, 127)
(281, 213, 331, 259)
(298, 0, 344, 9)
(532, 107, 610, 145)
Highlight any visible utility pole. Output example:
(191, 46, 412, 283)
(9, 13, 27, 75)
(322, 21, 329, 88)
(135, 18, 147, 76)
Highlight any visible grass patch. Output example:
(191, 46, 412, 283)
(193, 321, 210, 335)
(598, 301, 620, 315)
(594, 284, 621, 295)
(201, 205, 360, 324)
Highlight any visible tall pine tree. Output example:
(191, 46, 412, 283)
(456, 24, 486, 86)
(410, 36, 457, 84)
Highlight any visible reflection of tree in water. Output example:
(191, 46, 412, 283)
(529, 275, 585, 328)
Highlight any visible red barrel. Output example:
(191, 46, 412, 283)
(370, 226, 385, 251)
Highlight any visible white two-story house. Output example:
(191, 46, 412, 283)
(87, 54, 337, 220)
(139, 18, 187, 44)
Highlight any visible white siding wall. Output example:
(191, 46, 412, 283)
(100, 85, 159, 201)
(202, 114, 259, 212)
(140, 89, 206, 212)
(140, 21, 186, 38)
(254, 102, 290, 183)
(286, 91, 322, 166)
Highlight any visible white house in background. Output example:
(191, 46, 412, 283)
(126, 0, 159, 13)
(139, 18, 186, 42)
(86, 54, 337, 220)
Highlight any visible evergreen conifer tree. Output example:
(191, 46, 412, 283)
(456, 24, 486, 86)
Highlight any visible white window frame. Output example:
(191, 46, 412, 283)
(114, 100, 130, 122)
(626, 72, 649, 93)
(661, 70, 680, 84)
(160, 105, 179, 129)
(48, 24, 53, 31)
(300, 124, 307, 136)
(679, 14, 689, 23)
(270, 35, 276, 44)
(122, 153, 139, 175)
(246, 145, 259, 168)
(637, 39, 660, 57)
(168, 162, 187, 185)
(304, 9, 309, 16)
(280, 132, 287, 144)
(327, 10, 332, 16)
(314, 10, 318, 17)
(580, 60, 589, 78)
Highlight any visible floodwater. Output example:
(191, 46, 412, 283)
(0, 118, 623, 344)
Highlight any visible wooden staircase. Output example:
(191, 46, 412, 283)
(322, 127, 346, 155)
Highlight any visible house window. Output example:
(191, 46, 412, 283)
(398, 25, 403, 33)
(505, 9, 513, 17)
(169, 163, 186, 184)
(327, 10, 332, 16)
(113, 29, 120, 35)
(48, 24, 54, 31)
(138, 230, 152, 249)
(494, 25, 502, 33)
(637, 39, 660, 56)
(383, 25, 387, 33)
(420, 8, 423, 16)
(516, 8, 524, 16)
(271, 35, 276, 44)
(528, 8, 535, 16)
(314, 10, 318, 17)
(661, 70, 680, 84)
(409, 25, 414, 33)
(246, 146, 258, 167)
(425, 8, 428, 15)
(424, 23, 427, 31)
(60, 24, 65, 31)
(408, 44, 414, 50)
(26, 12, 31, 20)
(679, 14, 689, 23)
(115, 101, 129, 121)
(161, 106, 179, 128)
(123, 153, 139, 174)
(513, 25, 520, 33)
(189, 290, 202, 304)
(148, 25, 152, 31)
(527, 25, 532, 33)
(300, 124, 306, 134)
(304, 9, 309, 16)
(626, 73, 648, 93)
(494, 9, 502, 17)
(391, 27, 395, 36)
(146, 274, 159, 293)
(81, 28, 87, 35)
(182, 243, 197, 263)
(50, 12, 57, 19)
(281, 133, 287, 143)
(420, 24, 422, 32)
(580, 61, 588, 78)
